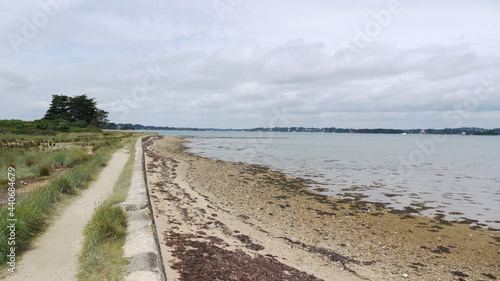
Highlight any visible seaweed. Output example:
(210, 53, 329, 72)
(165, 232, 322, 281)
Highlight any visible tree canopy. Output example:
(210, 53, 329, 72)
(43, 94, 109, 127)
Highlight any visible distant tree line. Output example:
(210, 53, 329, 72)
(107, 124, 500, 135)
(103, 123, 204, 131)
(247, 127, 351, 133)
(0, 119, 56, 135)
(245, 127, 500, 135)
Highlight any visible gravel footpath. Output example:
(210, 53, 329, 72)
(3, 149, 129, 281)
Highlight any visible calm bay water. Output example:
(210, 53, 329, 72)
(151, 130, 500, 229)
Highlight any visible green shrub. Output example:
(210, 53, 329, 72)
(0, 182, 60, 257)
(78, 205, 129, 281)
(68, 165, 91, 189)
(49, 149, 89, 168)
(88, 206, 128, 242)
(38, 163, 52, 176)
(53, 177, 76, 195)
(24, 156, 38, 167)
(0, 179, 7, 190)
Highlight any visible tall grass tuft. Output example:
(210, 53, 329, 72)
(86, 205, 128, 244)
(38, 163, 52, 176)
(0, 181, 60, 256)
(53, 177, 76, 195)
(78, 205, 129, 280)
(49, 149, 89, 168)
(24, 156, 38, 167)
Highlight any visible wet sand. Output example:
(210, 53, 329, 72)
(144, 135, 499, 281)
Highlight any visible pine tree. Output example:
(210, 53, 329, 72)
(43, 94, 109, 127)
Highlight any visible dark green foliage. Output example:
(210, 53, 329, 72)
(38, 163, 52, 176)
(474, 130, 499, 135)
(119, 123, 135, 130)
(0, 120, 56, 135)
(43, 94, 71, 121)
(72, 120, 88, 128)
(42, 94, 109, 129)
(102, 122, 118, 130)
(0, 119, 102, 135)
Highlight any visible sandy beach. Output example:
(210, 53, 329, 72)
(144, 135, 499, 281)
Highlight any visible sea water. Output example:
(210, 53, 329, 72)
(151, 130, 500, 229)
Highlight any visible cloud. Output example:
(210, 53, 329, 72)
(0, 0, 499, 128)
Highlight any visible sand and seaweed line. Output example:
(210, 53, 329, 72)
(143, 135, 499, 281)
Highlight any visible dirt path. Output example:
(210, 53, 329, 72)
(3, 149, 129, 281)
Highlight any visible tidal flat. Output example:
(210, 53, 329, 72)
(145, 135, 499, 281)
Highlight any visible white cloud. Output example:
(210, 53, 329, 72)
(0, 0, 499, 128)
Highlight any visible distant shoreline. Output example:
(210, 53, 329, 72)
(107, 123, 500, 135)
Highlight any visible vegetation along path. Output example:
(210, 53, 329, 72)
(3, 148, 129, 281)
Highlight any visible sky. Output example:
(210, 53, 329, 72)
(0, 0, 499, 129)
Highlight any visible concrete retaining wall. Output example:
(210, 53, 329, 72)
(122, 136, 166, 281)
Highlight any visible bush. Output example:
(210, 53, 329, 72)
(49, 149, 89, 168)
(88, 205, 128, 242)
(72, 120, 88, 128)
(0, 181, 60, 258)
(67, 165, 91, 189)
(24, 156, 38, 167)
(38, 163, 52, 176)
(53, 177, 76, 195)
(69, 126, 102, 133)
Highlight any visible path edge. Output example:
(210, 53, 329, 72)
(121, 136, 166, 281)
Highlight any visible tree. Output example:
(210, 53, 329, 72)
(42, 94, 109, 127)
(120, 123, 135, 130)
(43, 94, 71, 121)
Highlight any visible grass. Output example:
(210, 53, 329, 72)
(0, 131, 140, 274)
(0, 148, 112, 265)
(0, 132, 134, 183)
(77, 137, 138, 281)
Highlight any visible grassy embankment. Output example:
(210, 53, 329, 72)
(77, 135, 142, 281)
(0, 131, 139, 276)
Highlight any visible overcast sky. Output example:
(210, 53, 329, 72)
(1, 0, 499, 129)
